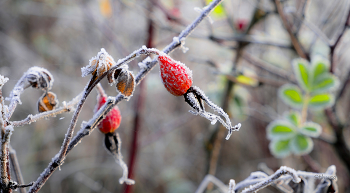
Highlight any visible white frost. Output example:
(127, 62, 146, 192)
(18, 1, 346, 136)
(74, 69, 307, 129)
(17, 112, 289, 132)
(0, 75, 9, 89)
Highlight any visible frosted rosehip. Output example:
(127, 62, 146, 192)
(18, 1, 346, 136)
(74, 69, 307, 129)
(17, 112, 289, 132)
(95, 94, 121, 134)
(158, 54, 193, 96)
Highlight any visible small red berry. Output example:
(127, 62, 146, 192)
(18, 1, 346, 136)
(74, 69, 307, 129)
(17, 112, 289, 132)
(158, 54, 193, 96)
(95, 94, 121, 134)
(236, 19, 248, 31)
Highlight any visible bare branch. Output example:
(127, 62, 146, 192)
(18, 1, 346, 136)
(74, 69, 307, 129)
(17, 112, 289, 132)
(10, 93, 82, 127)
(0, 125, 13, 192)
(195, 174, 228, 193)
(275, 0, 308, 59)
(9, 147, 25, 193)
(242, 53, 297, 83)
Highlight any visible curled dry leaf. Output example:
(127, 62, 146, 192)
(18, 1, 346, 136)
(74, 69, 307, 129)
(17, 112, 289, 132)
(108, 67, 135, 97)
(37, 92, 59, 113)
(26, 67, 54, 90)
(81, 48, 116, 78)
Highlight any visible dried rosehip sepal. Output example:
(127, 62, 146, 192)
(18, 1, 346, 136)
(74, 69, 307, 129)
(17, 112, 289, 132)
(108, 66, 135, 97)
(81, 48, 116, 78)
(158, 54, 193, 96)
(95, 94, 121, 134)
(104, 132, 135, 185)
(26, 67, 54, 90)
(184, 86, 241, 140)
(104, 132, 119, 154)
(37, 92, 58, 113)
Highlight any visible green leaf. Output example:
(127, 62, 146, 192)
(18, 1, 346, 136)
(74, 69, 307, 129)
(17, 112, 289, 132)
(236, 75, 259, 87)
(267, 120, 297, 140)
(311, 56, 329, 81)
(293, 58, 311, 91)
(206, 0, 225, 17)
(299, 122, 322, 138)
(285, 111, 301, 127)
(311, 74, 339, 93)
(278, 84, 304, 108)
(269, 139, 291, 158)
(308, 93, 335, 110)
(290, 134, 313, 155)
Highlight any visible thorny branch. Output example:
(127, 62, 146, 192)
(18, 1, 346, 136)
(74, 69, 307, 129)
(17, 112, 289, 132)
(27, 0, 226, 192)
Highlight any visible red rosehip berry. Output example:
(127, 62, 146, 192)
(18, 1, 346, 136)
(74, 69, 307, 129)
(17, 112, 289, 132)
(236, 19, 248, 31)
(95, 94, 121, 134)
(158, 54, 193, 96)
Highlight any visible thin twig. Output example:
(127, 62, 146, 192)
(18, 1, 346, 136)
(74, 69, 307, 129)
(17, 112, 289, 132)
(27, 1, 224, 192)
(302, 155, 321, 173)
(195, 174, 228, 193)
(5, 75, 29, 121)
(209, 35, 292, 49)
(242, 52, 297, 83)
(292, 14, 332, 46)
(0, 125, 13, 193)
(330, 8, 350, 73)
(294, 0, 311, 34)
(274, 0, 308, 59)
(8, 147, 25, 193)
(241, 166, 301, 193)
(10, 93, 82, 127)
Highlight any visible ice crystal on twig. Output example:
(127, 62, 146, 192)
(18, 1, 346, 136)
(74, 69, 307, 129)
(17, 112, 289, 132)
(184, 86, 241, 140)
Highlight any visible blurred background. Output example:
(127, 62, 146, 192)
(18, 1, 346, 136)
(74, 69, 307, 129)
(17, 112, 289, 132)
(0, 0, 350, 192)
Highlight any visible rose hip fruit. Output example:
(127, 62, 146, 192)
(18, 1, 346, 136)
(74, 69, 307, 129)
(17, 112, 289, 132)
(95, 94, 121, 134)
(158, 54, 193, 96)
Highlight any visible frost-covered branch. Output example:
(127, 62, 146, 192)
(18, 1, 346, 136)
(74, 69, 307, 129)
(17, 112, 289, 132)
(241, 166, 301, 193)
(10, 93, 82, 127)
(27, 0, 225, 192)
(5, 67, 53, 121)
(233, 165, 337, 193)
(195, 165, 337, 193)
(0, 125, 13, 192)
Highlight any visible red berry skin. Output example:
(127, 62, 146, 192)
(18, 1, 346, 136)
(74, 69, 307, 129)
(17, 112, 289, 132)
(158, 55, 193, 96)
(236, 19, 248, 31)
(95, 95, 121, 134)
